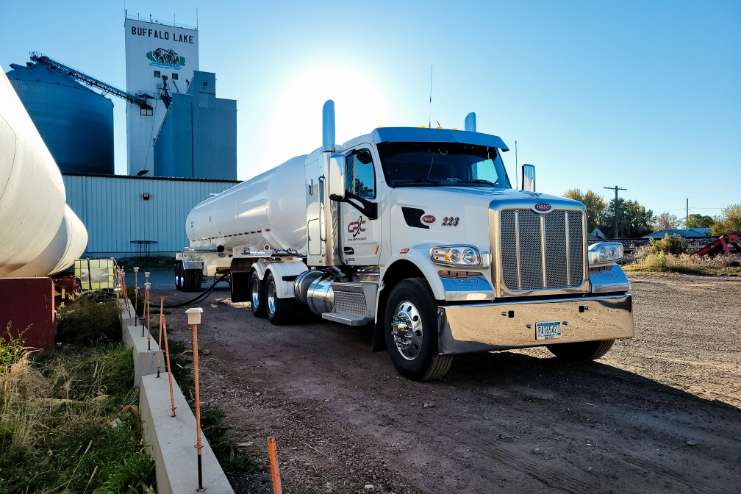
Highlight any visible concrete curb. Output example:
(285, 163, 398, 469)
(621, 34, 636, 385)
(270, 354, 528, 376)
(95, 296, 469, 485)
(118, 300, 234, 493)
(140, 374, 234, 494)
(122, 320, 162, 387)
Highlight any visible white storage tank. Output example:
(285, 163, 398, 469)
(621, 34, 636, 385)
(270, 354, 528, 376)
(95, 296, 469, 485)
(186, 155, 307, 254)
(0, 68, 87, 277)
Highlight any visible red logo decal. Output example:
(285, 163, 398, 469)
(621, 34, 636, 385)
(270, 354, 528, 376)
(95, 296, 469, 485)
(422, 214, 436, 224)
(347, 216, 367, 238)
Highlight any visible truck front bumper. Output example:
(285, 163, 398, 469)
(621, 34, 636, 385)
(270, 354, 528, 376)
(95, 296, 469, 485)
(437, 293, 633, 355)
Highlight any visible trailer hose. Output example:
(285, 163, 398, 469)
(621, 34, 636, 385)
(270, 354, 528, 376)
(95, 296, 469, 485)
(149, 273, 230, 309)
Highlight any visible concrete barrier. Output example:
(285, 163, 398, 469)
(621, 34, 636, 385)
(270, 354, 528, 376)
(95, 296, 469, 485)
(118, 299, 234, 493)
(140, 374, 234, 494)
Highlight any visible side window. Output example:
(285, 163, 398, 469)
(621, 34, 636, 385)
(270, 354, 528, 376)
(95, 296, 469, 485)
(345, 149, 376, 199)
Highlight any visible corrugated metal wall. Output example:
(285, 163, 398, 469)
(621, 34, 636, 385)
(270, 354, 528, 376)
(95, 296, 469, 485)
(63, 174, 238, 256)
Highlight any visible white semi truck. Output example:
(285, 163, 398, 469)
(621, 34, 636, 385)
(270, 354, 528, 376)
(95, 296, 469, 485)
(176, 102, 633, 380)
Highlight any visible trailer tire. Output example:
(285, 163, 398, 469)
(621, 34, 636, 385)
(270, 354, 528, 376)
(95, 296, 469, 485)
(547, 339, 615, 361)
(250, 270, 267, 318)
(175, 262, 184, 291)
(182, 268, 203, 292)
(265, 272, 294, 325)
(384, 278, 453, 381)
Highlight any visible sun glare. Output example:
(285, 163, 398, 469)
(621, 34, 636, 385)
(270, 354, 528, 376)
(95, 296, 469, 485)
(260, 62, 392, 175)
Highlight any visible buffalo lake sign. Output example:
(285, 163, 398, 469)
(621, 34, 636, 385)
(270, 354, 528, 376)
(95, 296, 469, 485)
(130, 25, 194, 44)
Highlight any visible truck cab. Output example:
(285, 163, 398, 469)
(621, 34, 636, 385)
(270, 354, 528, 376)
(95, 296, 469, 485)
(177, 101, 633, 381)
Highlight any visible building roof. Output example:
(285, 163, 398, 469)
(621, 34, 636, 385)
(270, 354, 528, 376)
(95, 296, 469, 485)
(643, 228, 711, 239)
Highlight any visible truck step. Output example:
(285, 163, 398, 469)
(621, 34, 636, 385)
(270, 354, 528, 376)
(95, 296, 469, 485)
(322, 312, 371, 326)
(332, 282, 376, 320)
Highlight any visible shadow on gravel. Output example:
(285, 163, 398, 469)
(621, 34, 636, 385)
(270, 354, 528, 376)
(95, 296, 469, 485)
(446, 350, 741, 425)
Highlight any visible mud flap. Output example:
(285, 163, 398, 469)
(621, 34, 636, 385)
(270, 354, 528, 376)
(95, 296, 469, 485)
(371, 321, 386, 352)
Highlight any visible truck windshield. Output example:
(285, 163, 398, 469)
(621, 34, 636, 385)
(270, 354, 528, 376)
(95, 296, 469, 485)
(377, 142, 512, 188)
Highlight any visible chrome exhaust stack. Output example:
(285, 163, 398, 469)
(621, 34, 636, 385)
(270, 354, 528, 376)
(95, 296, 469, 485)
(294, 270, 334, 316)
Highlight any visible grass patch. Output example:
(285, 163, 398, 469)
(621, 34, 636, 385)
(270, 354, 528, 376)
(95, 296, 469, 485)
(624, 252, 741, 276)
(0, 329, 154, 492)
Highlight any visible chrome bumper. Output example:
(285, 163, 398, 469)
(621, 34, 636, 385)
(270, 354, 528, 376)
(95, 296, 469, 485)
(437, 293, 633, 355)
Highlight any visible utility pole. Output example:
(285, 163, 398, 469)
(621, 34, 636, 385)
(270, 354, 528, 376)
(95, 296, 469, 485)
(604, 185, 627, 238)
(686, 198, 689, 227)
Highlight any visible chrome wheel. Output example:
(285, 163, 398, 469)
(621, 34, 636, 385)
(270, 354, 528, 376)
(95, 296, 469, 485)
(391, 300, 424, 361)
(251, 278, 260, 310)
(266, 278, 276, 316)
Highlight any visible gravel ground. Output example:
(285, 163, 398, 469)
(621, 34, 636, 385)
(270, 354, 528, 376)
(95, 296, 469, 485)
(157, 272, 741, 493)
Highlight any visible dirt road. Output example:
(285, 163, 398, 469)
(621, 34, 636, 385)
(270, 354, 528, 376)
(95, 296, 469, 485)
(158, 273, 741, 493)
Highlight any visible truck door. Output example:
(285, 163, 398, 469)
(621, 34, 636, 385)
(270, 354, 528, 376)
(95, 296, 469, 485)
(340, 148, 381, 266)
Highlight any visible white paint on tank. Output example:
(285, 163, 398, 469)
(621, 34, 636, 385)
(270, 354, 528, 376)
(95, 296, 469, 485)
(187, 155, 308, 254)
(0, 68, 66, 275)
(9, 205, 88, 277)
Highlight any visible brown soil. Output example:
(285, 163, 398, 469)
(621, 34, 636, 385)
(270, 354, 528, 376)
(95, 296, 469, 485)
(158, 272, 741, 493)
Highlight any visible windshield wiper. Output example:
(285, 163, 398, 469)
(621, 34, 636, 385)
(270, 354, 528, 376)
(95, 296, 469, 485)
(391, 178, 444, 186)
(447, 179, 499, 187)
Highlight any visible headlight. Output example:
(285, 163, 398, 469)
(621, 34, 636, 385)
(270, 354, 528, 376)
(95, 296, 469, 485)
(430, 245, 483, 267)
(588, 242, 624, 266)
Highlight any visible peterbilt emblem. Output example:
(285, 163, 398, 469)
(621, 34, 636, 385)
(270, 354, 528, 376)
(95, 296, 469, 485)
(534, 202, 552, 213)
(421, 214, 436, 224)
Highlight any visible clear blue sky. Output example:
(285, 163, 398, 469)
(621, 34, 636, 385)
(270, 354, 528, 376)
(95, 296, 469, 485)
(2, 0, 739, 218)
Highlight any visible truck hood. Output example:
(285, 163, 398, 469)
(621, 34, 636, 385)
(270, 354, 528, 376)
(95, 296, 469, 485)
(392, 186, 583, 211)
(388, 186, 584, 255)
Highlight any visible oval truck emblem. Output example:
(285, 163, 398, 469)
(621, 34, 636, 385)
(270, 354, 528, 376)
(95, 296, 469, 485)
(422, 214, 436, 224)
(534, 202, 552, 212)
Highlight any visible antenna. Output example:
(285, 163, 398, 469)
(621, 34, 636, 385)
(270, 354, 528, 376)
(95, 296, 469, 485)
(515, 140, 519, 189)
(196, 8, 199, 28)
(428, 65, 432, 128)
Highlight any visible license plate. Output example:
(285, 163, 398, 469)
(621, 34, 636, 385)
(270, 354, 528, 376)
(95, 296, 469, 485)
(535, 321, 562, 340)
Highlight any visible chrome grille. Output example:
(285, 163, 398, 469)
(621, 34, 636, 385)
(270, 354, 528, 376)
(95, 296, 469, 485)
(499, 209, 584, 291)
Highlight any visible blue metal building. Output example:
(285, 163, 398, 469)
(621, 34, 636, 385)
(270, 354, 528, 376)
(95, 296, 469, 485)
(154, 71, 237, 180)
(63, 173, 238, 257)
(6, 62, 114, 174)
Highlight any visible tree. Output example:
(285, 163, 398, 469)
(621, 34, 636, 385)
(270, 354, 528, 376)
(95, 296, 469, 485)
(599, 198, 654, 239)
(564, 189, 606, 232)
(711, 204, 741, 235)
(655, 212, 679, 231)
(685, 214, 715, 229)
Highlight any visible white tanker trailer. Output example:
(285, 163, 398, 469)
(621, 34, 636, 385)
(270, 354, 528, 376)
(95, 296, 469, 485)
(177, 101, 634, 380)
(0, 69, 87, 278)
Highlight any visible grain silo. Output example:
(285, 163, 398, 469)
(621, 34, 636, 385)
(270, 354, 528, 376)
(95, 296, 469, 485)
(6, 61, 114, 174)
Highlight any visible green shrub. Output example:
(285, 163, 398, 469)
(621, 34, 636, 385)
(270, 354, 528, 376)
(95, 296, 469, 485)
(0, 331, 25, 372)
(649, 234, 687, 255)
(57, 296, 121, 345)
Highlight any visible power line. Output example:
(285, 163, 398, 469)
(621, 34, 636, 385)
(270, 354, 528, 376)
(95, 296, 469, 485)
(604, 185, 627, 238)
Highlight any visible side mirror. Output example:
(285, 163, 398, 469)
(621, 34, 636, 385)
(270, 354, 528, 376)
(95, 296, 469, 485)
(328, 153, 346, 200)
(521, 163, 536, 192)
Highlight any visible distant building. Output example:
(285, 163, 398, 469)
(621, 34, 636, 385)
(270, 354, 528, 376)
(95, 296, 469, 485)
(125, 16, 199, 176)
(643, 228, 711, 239)
(153, 71, 237, 180)
(63, 173, 238, 257)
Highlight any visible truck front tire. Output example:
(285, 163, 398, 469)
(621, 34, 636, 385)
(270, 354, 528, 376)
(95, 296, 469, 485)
(547, 340, 615, 361)
(250, 270, 267, 318)
(384, 278, 453, 381)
